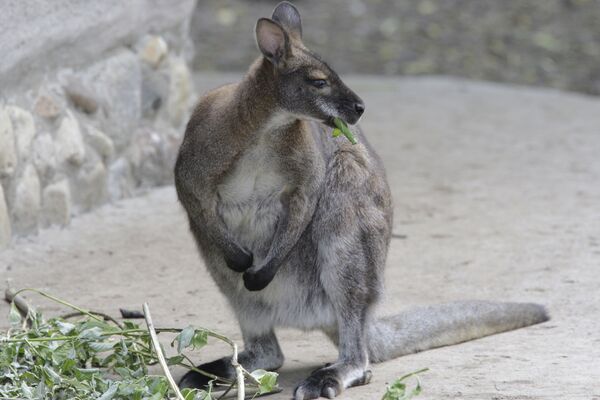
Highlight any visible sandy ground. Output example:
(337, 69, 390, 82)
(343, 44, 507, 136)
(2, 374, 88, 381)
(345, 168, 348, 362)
(1, 75, 600, 399)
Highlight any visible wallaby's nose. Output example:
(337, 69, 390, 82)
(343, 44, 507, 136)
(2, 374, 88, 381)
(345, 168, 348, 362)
(354, 102, 365, 116)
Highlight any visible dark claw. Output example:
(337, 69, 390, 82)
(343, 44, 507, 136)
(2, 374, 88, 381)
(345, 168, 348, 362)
(243, 263, 277, 291)
(224, 246, 253, 272)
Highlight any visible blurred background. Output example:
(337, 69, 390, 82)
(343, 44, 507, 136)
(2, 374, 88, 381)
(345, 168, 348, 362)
(2, 2, 600, 398)
(194, 0, 600, 95)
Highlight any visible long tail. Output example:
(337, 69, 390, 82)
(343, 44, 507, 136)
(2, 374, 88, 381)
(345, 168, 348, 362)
(367, 301, 549, 363)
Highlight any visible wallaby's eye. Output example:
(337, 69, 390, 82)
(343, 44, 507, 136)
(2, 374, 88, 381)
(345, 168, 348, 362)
(308, 79, 327, 89)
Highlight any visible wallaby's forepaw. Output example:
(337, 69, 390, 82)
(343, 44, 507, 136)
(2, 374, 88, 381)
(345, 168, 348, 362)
(243, 263, 277, 291)
(293, 365, 372, 400)
(224, 246, 253, 272)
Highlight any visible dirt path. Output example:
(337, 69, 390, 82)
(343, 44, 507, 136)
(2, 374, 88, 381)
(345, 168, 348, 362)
(2, 76, 599, 398)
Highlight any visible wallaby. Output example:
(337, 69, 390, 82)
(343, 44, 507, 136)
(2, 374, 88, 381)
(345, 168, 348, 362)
(174, 2, 549, 399)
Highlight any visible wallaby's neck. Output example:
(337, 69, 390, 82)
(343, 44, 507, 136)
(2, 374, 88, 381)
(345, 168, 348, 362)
(236, 58, 299, 134)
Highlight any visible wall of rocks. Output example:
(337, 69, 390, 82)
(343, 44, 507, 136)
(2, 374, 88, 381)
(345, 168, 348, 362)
(0, 1, 197, 248)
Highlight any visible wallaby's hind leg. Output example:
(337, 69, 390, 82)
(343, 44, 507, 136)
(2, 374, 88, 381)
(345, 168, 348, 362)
(179, 330, 284, 389)
(293, 150, 390, 400)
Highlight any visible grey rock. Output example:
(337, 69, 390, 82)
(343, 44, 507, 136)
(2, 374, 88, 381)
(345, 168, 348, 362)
(139, 35, 168, 68)
(55, 111, 86, 166)
(34, 93, 62, 119)
(127, 126, 177, 187)
(64, 77, 99, 114)
(85, 125, 115, 163)
(108, 157, 134, 200)
(73, 161, 107, 212)
(12, 164, 41, 234)
(0, 107, 17, 178)
(31, 132, 57, 181)
(7, 106, 36, 162)
(167, 56, 192, 127)
(85, 50, 142, 150)
(42, 179, 71, 227)
(0, 185, 11, 249)
(141, 64, 168, 118)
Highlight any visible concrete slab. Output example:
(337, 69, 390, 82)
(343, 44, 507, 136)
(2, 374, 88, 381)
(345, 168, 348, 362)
(1, 76, 599, 399)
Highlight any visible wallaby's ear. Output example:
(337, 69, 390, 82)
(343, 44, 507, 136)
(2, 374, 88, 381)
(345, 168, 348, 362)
(255, 18, 289, 65)
(272, 1, 302, 40)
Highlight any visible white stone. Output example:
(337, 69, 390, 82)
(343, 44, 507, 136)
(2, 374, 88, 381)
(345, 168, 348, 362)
(55, 111, 86, 166)
(167, 57, 192, 127)
(42, 180, 71, 227)
(140, 35, 168, 68)
(0, 107, 17, 177)
(12, 164, 41, 234)
(31, 132, 57, 180)
(108, 157, 134, 200)
(74, 161, 107, 212)
(85, 125, 115, 163)
(34, 94, 61, 119)
(0, 185, 11, 249)
(7, 106, 36, 161)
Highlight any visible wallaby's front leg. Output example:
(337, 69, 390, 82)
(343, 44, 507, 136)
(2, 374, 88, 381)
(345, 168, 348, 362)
(243, 187, 314, 290)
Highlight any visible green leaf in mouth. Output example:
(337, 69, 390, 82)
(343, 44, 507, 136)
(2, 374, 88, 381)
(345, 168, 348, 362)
(332, 117, 358, 145)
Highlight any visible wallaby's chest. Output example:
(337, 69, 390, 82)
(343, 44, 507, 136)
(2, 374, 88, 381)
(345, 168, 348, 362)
(217, 141, 286, 256)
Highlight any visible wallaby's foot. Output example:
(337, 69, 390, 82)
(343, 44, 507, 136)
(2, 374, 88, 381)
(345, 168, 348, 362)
(243, 262, 278, 291)
(224, 246, 253, 272)
(178, 357, 233, 389)
(293, 364, 372, 400)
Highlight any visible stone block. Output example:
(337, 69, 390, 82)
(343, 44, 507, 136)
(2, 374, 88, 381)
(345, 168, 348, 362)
(34, 94, 62, 119)
(12, 164, 41, 234)
(73, 161, 108, 212)
(42, 180, 71, 227)
(7, 106, 36, 161)
(85, 125, 115, 163)
(0, 107, 17, 178)
(55, 111, 86, 166)
(0, 185, 11, 249)
(140, 35, 168, 68)
(167, 56, 192, 127)
(31, 132, 57, 181)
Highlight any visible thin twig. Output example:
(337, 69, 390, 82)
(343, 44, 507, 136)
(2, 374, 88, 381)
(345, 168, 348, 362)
(143, 303, 185, 400)
(60, 311, 124, 329)
(230, 341, 245, 400)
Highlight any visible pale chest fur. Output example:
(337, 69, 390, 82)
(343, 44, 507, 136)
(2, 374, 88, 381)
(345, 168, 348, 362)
(216, 138, 287, 259)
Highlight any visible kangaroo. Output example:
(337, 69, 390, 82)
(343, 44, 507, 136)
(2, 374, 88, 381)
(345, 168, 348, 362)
(174, 2, 549, 399)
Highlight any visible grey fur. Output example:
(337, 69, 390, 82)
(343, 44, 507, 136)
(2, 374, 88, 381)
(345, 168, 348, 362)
(174, 2, 549, 399)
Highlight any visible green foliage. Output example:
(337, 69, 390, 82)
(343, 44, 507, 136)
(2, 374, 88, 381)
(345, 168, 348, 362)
(381, 368, 428, 400)
(0, 290, 279, 399)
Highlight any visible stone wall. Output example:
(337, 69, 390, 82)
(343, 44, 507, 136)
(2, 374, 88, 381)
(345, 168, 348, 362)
(192, 0, 600, 96)
(0, 0, 197, 248)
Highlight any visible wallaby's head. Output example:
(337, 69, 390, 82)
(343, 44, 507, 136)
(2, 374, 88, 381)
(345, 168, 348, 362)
(255, 1, 365, 126)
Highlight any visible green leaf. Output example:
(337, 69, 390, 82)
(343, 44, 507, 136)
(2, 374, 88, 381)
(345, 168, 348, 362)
(55, 320, 76, 335)
(176, 325, 195, 353)
(9, 302, 22, 328)
(167, 355, 185, 365)
(332, 128, 342, 137)
(381, 368, 428, 400)
(332, 117, 358, 145)
(98, 383, 118, 400)
(251, 369, 279, 394)
(191, 330, 208, 350)
(78, 326, 103, 340)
